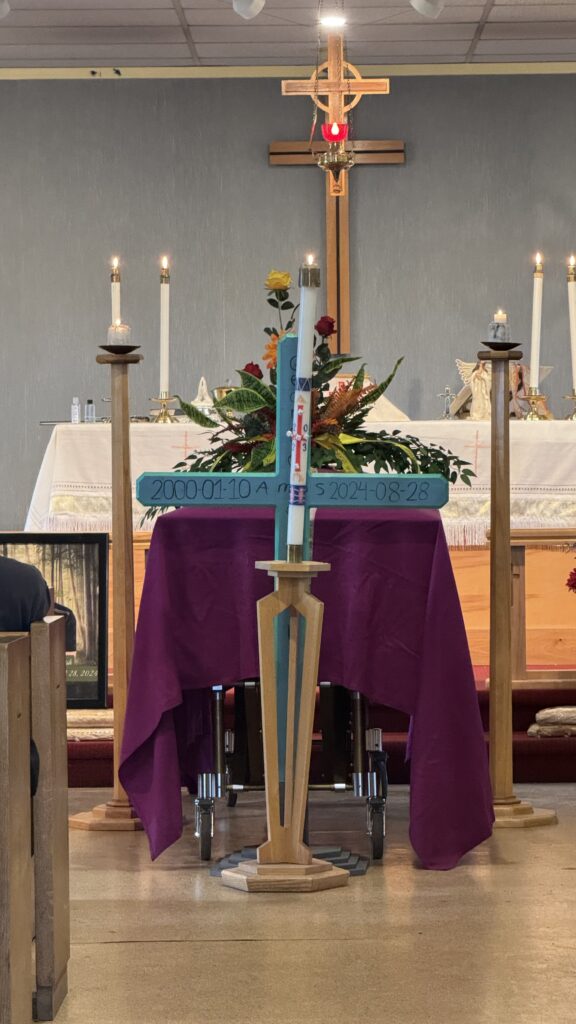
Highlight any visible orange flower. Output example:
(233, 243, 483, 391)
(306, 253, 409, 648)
(262, 330, 285, 370)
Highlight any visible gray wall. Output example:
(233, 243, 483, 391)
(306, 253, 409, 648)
(1, 74, 574, 528)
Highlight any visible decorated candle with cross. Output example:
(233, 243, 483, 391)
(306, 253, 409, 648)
(137, 259, 447, 891)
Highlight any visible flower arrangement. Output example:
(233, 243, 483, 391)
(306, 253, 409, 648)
(153, 269, 473, 519)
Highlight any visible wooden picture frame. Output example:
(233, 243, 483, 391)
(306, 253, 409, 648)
(0, 532, 108, 708)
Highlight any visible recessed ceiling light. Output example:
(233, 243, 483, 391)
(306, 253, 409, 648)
(409, 0, 444, 18)
(320, 15, 347, 28)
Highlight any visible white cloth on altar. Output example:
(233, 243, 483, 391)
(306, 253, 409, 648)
(25, 423, 213, 533)
(24, 420, 576, 547)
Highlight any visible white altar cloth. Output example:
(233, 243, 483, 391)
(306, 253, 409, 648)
(24, 420, 576, 546)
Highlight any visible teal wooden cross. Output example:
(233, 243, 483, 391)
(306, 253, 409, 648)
(136, 334, 448, 557)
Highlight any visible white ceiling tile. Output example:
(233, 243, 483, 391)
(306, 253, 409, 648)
(0, 43, 192, 58)
(9, 0, 174, 8)
(476, 36, 576, 53)
(490, 4, 576, 18)
(7, 11, 181, 28)
(483, 21, 576, 37)
(0, 28, 185, 44)
(492, 0, 576, 5)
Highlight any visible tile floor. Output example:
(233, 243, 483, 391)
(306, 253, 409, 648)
(59, 784, 576, 1024)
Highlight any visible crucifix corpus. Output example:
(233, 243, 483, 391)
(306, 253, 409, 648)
(270, 33, 404, 355)
(138, 259, 447, 893)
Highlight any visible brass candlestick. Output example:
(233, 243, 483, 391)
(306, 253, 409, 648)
(151, 395, 177, 423)
(525, 386, 547, 421)
(564, 389, 576, 420)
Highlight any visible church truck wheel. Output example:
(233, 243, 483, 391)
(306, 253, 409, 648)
(199, 808, 213, 861)
(369, 801, 385, 861)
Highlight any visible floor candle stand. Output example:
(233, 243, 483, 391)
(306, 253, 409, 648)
(221, 560, 349, 892)
(479, 340, 556, 828)
(70, 350, 143, 831)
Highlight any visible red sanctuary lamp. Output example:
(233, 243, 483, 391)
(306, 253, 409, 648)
(321, 121, 349, 143)
(317, 120, 355, 184)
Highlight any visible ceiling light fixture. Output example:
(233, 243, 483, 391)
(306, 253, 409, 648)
(320, 15, 347, 28)
(232, 0, 266, 19)
(0, 1, 11, 20)
(409, 0, 444, 19)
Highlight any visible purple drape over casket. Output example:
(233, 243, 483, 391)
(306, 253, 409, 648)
(120, 507, 493, 869)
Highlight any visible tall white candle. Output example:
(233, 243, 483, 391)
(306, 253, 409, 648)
(111, 256, 121, 323)
(287, 254, 320, 557)
(160, 256, 170, 397)
(529, 252, 543, 390)
(567, 256, 576, 391)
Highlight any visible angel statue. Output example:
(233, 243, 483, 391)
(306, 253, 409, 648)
(455, 359, 492, 420)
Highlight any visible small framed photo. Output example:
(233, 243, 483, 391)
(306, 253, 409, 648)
(0, 533, 108, 708)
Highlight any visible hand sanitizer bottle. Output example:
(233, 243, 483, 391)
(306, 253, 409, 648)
(71, 397, 81, 424)
(84, 399, 96, 423)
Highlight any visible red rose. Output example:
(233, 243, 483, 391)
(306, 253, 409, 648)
(315, 315, 336, 337)
(243, 361, 263, 380)
(567, 567, 576, 593)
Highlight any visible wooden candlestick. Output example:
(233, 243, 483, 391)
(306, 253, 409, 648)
(70, 352, 143, 831)
(221, 561, 349, 892)
(479, 344, 556, 828)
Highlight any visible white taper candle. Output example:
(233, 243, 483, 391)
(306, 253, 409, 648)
(529, 252, 543, 390)
(111, 257, 121, 323)
(160, 256, 170, 398)
(287, 255, 320, 557)
(567, 256, 576, 392)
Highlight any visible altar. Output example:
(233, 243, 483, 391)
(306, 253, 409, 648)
(24, 419, 576, 546)
(119, 507, 494, 871)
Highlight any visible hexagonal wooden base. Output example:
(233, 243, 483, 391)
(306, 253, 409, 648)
(493, 801, 557, 828)
(69, 802, 143, 831)
(221, 858, 349, 892)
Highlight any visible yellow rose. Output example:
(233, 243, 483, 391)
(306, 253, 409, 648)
(265, 269, 292, 291)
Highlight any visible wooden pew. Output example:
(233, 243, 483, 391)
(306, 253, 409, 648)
(0, 617, 70, 1023)
(31, 617, 70, 1020)
(0, 633, 33, 1024)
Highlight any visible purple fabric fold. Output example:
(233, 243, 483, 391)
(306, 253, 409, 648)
(120, 506, 493, 868)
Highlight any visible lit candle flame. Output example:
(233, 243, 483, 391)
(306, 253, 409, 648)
(535, 252, 542, 266)
(331, 122, 339, 136)
(112, 257, 119, 270)
(114, 318, 121, 327)
(305, 253, 315, 266)
(161, 256, 169, 270)
(570, 255, 575, 268)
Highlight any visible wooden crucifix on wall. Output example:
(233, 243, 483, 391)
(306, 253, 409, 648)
(269, 33, 405, 355)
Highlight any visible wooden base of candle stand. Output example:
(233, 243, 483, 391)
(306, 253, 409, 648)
(69, 798, 143, 831)
(221, 560, 349, 894)
(493, 799, 557, 829)
(222, 859, 349, 893)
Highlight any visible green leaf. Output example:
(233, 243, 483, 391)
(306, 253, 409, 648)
(237, 370, 276, 408)
(175, 395, 220, 428)
(358, 357, 404, 409)
(267, 298, 279, 309)
(214, 387, 269, 414)
(281, 301, 294, 310)
(263, 440, 276, 466)
(338, 433, 370, 445)
(314, 434, 359, 473)
(352, 363, 366, 390)
(263, 326, 275, 337)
